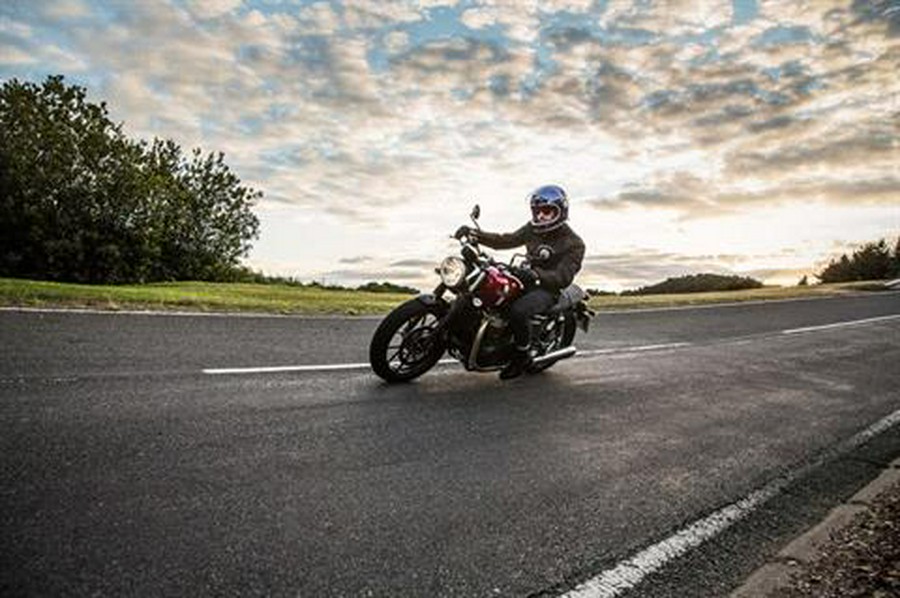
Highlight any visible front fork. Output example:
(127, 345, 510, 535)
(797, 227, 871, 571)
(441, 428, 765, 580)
(415, 285, 462, 338)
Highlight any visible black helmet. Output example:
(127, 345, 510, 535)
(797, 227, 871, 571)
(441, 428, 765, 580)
(528, 184, 568, 233)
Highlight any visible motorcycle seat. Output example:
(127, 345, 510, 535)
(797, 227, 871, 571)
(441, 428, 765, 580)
(545, 284, 587, 315)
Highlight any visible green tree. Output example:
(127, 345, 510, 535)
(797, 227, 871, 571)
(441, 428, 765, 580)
(1, 75, 136, 281)
(850, 239, 892, 280)
(816, 238, 897, 283)
(140, 139, 261, 281)
(892, 238, 900, 278)
(817, 254, 854, 283)
(0, 75, 260, 283)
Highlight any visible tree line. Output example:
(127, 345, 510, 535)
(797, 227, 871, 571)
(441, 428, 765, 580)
(816, 237, 900, 283)
(227, 267, 419, 294)
(591, 234, 900, 296)
(620, 273, 764, 296)
(0, 75, 260, 284)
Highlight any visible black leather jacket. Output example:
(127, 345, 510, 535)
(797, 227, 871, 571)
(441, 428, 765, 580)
(476, 223, 585, 292)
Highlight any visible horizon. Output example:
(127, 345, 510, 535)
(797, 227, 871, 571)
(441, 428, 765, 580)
(2, 0, 898, 292)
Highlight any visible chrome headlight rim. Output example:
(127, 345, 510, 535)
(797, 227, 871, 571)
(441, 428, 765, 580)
(439, 256, 466, 288)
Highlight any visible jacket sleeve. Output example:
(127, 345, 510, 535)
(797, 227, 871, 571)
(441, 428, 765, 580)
(476, 224, 530, 250)
(533, 236, 585, 290)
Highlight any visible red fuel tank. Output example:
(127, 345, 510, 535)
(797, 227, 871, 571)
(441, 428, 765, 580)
(477, 266, 524, 307)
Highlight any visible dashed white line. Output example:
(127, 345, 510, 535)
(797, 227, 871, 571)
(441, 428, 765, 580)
(202, 344, 692, 375)
(204, 362, 368, 374)
(202, 313, 900, 375)
(595, 294, 857, 314)
(203, 359, 457, 375)
(782, 314, 900, 335)
(6, 290, 897, 319)
(562, 407, 900, 598)
(579, 342, 692, 356)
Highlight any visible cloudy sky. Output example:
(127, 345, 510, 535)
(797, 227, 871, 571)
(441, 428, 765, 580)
(2, 0, 898, 290)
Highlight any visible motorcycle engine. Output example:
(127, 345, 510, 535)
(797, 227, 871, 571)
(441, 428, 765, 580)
(472, 314, 514, 366)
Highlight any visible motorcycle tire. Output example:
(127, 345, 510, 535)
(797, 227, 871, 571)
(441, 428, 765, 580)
(527, 313, 577, 374)
(369, 298, 447, 383)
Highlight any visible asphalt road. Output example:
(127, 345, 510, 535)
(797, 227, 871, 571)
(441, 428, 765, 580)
(1, 292, 899, 597)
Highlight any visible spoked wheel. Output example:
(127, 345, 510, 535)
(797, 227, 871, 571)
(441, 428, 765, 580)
(369, 299, 447, 383)
(527, 313, 576, 374)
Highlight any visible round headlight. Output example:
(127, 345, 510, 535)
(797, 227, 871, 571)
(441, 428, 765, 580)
(439, 256, 466, 288)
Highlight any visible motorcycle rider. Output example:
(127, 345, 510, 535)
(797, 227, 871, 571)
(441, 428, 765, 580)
(455, 184, 585, 379)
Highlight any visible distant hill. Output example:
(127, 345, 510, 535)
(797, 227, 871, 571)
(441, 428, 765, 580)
(622, 273, 764, 295)
(355, 281, 420, 294)
(221, 267, 420, 294)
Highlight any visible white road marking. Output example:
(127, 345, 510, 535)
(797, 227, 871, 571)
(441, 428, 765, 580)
(562, 407, 900, 598)
(782, 314, 900, 335)
(594, 291, 899, 315)
(578, 343, 692, 356)
(202, 344, 693, 375)
(205, 363, 368, 374)
(203, 359, 457, 375)
(6, 290, 897, 319)
(203, 313, 899, 375)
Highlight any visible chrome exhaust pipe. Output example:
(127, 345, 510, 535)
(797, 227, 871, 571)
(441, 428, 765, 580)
(531, 346, 577, 367)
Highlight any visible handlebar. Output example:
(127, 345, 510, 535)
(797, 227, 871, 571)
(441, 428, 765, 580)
(452, 228, 531, 272)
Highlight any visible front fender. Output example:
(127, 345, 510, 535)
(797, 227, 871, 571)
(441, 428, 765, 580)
(415, 293, 451, 316)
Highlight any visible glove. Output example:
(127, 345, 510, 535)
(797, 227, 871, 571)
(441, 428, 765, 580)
(511, 266, 540, 289)
(454, 225, 479, 242)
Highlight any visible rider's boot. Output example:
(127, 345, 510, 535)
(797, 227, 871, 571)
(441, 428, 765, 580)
(500, 345, 531, 380)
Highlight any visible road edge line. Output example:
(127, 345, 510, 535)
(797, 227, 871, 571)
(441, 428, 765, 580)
(781, 314, 900, 335)
(5, 290, 897, 319)
(560, 407, 900, 598)
(729, 457, 900, 597)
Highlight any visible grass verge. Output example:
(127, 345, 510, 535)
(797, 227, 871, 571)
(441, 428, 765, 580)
(0, 277, 893, 316)
(0, 278, 412, 315)
(586, 281, 894, 311)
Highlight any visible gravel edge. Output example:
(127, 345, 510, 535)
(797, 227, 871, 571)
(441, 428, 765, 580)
(730, 458, 900, 597)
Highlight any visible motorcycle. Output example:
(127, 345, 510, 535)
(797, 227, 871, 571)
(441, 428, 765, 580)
(369, 205, 595, 383)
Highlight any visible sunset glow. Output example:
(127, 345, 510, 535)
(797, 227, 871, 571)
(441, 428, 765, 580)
(2, 0, 898, 291)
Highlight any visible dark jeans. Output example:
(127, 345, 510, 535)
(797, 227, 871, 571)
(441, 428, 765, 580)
(508, 288, 556, 350)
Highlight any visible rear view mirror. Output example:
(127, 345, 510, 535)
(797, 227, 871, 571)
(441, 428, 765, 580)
(470, 204, 481, 228)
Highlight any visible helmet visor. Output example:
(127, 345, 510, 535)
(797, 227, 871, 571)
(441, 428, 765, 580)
(532, 204, 559, 223)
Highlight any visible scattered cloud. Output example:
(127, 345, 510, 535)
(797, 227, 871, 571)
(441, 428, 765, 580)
(1, 0, 897, 287)
(41, 0, 90, 20)
(580, 249, 739, 290)
(339, 256, 374, 265)
(1, 46, 35, 65)
(592, 169, 900, 220)
(319, 268, 425, 285)
(184, 0, 243, 21)
(389, 259, 436, 268)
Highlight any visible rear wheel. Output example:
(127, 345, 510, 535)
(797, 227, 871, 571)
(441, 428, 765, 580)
(527, 313, 576, 374)
(369, 299, 447, 383)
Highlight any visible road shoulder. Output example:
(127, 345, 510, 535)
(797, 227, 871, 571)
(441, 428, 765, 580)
(730, 458, 900, 597)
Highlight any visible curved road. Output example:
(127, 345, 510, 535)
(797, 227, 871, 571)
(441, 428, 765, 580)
(1, 292, 899, 596)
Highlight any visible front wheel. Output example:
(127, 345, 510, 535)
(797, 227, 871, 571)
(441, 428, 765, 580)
(369, 299, 447, 383)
